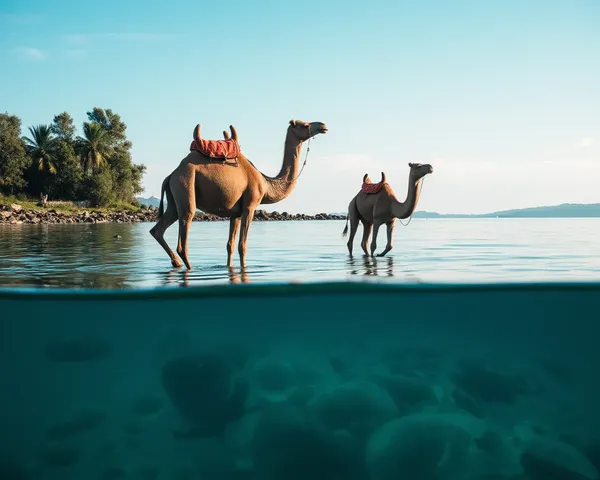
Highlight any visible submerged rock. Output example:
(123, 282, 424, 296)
(520, 435, 600, 480)
(450, 359, 530, 405)
(366, 412, 488, 480)
(308, 381, 398, 440)
(252, 403, 368, 480)
(162, 354, 253, 439)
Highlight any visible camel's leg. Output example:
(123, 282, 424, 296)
(227, 216, 241, 267)
(346, 214, 360, 256)
(360, 221, 372, 256)
(149, 204, 182, 268)
(370, 221, 383, 256)
(176, 200, 197, 271)
(376, 219, 396, 257)
(237, 207, 256, 269)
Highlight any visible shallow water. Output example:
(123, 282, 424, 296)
(1, 283, 600, 479)
(1, 218, 600, 289)
(2, 218, 600, 478)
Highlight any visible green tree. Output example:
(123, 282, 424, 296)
(51, 112, 76, 142)
(23, 124, 58, 174)
(85, 167, 115, 207)
(52, 140, 83, 200)
(0, 113, 30, 195)
(84, 107, 145, 204)
(77, 122, 112, 174)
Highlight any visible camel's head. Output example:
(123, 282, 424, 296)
(287, 119, 328, 142)
(408, 162, 433, 180)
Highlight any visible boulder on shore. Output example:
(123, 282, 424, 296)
(0, 203, 345, 225)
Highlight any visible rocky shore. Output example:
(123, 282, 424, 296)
(0, 203, 345, 225)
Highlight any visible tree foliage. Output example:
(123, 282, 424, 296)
(0, 107, 145, 206)
(0, 113, 31, 194)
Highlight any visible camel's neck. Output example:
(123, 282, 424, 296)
(261, 135, 302, 205)
(391, 176, 423, 219)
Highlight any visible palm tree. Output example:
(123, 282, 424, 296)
(23, 124, 57, 174)
(77, 122, 112, 174)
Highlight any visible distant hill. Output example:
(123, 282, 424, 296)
(413, 203, 600, 218)
(135, 200, 600, 218)
(137, 196, 161, 208)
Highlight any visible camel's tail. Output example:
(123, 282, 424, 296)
(342, 212, 350, 237)
(157, 174, 172, 218)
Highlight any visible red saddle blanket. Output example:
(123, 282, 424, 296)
(190, 138, 240, 160)
(361, 182, 385, 194)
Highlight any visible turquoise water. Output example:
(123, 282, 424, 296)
(2, 219, 600, 479)
(1, 283, 600, 479)
(1, 218, 600, 289)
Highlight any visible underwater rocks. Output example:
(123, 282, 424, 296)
(308, 381, 398, 440)
(450, 359, 531, 405)
(0, 203, 345, 224)
(45, 409, 106, 441)
(162, 354, 252, 439)
(366, 412, 478, 480)
(520, 435, 600, 480)
(252, 403, 368, 480)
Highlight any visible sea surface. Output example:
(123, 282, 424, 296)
(1, 218, 600, 289)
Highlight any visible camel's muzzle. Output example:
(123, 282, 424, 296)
(315, 123, 328, 134)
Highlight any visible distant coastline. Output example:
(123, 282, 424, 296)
(411, 203, 600, 219)
(141, 197, 600, 219)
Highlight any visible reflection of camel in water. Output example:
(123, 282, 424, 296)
(348, 256, 394, 276)
(343, 163, 433, 257)
(162, 266, 249, 287)
(150, 119, 328, 271)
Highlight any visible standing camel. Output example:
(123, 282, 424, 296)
(342, 162, 433, 257)
(150, 119, 328, 270)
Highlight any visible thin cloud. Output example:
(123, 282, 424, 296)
(14, 46, 45, 60)
(575, 137, 595, 149)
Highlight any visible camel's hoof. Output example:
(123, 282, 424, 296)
(171, 259, 182, 268)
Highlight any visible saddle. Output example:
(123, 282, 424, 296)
(190, 124, 240, 165)
(361, 172, 387, 194)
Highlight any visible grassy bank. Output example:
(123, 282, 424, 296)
(0, 194, 142, 214)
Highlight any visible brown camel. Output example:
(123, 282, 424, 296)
(342, 162, 433, 257)
(150, 119, 328, 270)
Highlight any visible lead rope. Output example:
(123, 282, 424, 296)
(282, 130, 312, 184)
(399, 177, 425, 226)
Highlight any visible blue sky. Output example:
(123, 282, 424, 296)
(1, 0, 599, 214)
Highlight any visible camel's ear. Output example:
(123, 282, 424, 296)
(289, 120, 297, 127)
(229, 125, 238, 141)
(408, 162, 414, 167)
(223, 130, 230, 140)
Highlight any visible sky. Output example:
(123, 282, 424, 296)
(1, 0, 599, 215)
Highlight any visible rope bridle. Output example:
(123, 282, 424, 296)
(398, 176, 425, 226)
(281, 124, 313, 184)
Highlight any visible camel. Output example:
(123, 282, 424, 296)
(150, 119, 328, 270)
(342, 162, 433, 257)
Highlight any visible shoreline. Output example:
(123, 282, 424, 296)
(0, 203, 345, 225)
